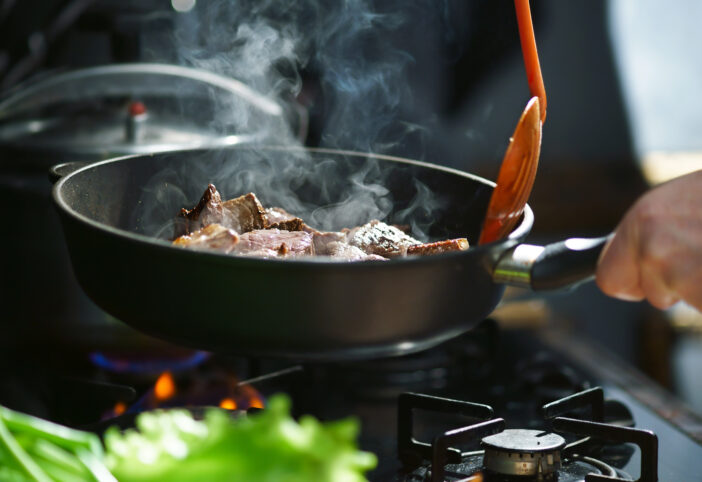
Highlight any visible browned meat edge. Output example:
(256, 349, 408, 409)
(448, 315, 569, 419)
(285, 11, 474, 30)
(174, 184, 223, 238)
(406, 238, 469, 256)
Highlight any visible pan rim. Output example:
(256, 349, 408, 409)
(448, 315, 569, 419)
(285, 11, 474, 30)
(52, 145, 534, 268)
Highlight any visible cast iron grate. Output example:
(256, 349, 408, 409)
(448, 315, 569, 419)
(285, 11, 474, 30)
(397, 387, 658, 482)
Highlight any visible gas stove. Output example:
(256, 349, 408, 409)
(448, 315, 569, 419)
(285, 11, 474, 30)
(276, 322, 700, 481)
(1, 319, 701, 481)
(394, 389, 654, 481)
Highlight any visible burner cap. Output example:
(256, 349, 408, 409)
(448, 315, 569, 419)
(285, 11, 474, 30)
(482, 429, 566, 477)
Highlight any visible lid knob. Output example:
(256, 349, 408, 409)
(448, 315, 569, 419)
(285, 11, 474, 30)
(126, 100, 148, 142)
(128, 100, 147, 117)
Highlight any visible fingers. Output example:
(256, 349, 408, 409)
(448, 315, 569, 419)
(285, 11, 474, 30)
(639, 263, 680, 309)
(596, 170, 702, 312)
(598, 230, 680, 309)
(596, 216, 645, 302)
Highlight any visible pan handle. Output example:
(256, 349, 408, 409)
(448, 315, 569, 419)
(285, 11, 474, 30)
(492, 235, 610, 291)
(48, 162, 87, 184)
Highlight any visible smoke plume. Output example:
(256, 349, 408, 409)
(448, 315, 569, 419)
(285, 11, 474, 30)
(139, 0, 450, 241)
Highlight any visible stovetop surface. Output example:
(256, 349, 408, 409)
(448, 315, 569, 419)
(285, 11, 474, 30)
(2, 320, 702, 481)
(606, 385, 702, 482)
(276, 323, 702, 481)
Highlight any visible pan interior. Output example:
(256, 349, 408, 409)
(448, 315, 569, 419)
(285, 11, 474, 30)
(58, 147, 495, 247)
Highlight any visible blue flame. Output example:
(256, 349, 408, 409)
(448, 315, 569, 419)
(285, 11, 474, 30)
(89, 351, 210, 374)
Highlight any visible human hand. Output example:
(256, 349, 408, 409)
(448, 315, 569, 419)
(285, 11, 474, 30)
(596, 170, 702, 311)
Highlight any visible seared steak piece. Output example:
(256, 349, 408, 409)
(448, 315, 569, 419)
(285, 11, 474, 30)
(172, 186, 472, 261)
(174, 184, 224, 237)
(332, 244, 387, 261)
(312, 231, 346, 253)
(313, 232, 387, 261)
(232, 229, 314, 258)
(264, 207, 304, 231)
(174, 188, 270, 237)
(347, 220, 421, 257)
(407, 238, 469, 256)
(172, 223, 239, 252)
(221, 193, 267, 233)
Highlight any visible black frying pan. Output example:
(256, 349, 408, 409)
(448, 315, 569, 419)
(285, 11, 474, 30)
(51, 146, 607, 360)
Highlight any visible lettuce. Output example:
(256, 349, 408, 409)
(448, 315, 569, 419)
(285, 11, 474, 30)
(104, 394, 377, 482)
(0, 406, 111, 481)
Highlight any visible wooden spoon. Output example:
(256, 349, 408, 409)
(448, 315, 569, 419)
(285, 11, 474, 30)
(478, 0, 545, 245)
(478, 96, 542, 245)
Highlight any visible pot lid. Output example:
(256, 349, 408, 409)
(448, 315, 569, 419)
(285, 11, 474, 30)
(0, 63, 293, 159)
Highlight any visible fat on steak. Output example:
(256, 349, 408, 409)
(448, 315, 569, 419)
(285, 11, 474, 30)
(232, 229, 314, 258)
(172, 223, 239, 253)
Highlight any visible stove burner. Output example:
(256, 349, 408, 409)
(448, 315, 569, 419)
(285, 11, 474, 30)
(482, 429, 565, 477)
(89, 350, 210, 375)
(397, 388, 657, 482)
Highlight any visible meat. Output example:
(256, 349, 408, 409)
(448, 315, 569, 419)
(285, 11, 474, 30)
(172, 224, 239, 253)
(177, 187, 271, 235)
(174, 184, 223, 238)
(178, 186, 312, 235)
(171, 184, 470, 261)
(233, 229, 314, 258)
(346, 220, 422, 257)
(221, 193, 267, 233)
(312, 227, 467, 260)
(311, 231, 346, 254)
(407, 238, 469, 256)
(313, 232, 387, 261)
(264, 207, 305, 231)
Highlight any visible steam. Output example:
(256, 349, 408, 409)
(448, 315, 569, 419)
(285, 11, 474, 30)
(171, 0, 416, 150)
(306, 1, 413, 151)
(308, 159, 393, 229)
(139, 0, 451, 242)
(393, 178, 448, 240)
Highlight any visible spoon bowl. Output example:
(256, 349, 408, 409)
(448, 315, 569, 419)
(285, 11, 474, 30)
(479, 96, 542, 245)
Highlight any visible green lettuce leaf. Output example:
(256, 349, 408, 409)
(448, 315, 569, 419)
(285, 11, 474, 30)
(104, 394, 377, 482)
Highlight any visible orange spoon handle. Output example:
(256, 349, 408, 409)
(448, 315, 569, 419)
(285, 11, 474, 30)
(515, 0, 546, 123)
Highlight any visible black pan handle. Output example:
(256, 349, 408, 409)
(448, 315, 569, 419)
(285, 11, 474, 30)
(492, 235, 611, 291)
(48, 162, 88, 184)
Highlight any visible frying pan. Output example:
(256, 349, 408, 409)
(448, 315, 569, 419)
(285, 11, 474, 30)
(51, 146, 607, 361)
